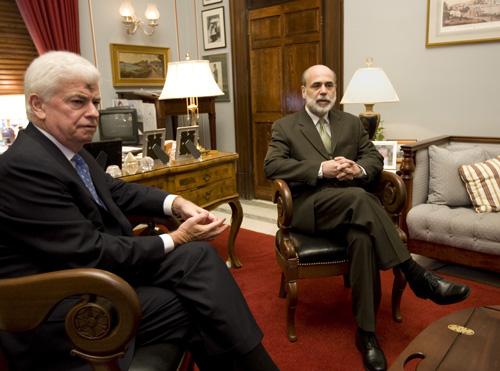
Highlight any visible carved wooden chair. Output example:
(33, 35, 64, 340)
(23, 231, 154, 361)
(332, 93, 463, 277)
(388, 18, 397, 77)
(0, 217, 193, 371)
(272, 171, 408, 342)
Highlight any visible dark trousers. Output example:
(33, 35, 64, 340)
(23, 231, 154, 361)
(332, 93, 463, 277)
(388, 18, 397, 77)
(0, 241, 262, 370)
(132, 241, 263, 356)
(313, 187, 411, 332)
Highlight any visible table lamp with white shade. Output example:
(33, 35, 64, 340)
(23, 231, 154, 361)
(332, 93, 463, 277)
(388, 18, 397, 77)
(340, 58, 399, 139)
(159, 54, 223, 126)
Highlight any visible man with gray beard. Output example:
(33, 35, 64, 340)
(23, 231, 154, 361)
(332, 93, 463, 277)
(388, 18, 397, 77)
(264, 64, 470, 371)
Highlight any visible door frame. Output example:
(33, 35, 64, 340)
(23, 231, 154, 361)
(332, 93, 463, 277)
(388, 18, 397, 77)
(229, 0, 344, 199)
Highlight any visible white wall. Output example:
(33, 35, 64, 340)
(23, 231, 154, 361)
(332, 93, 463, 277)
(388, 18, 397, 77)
(79, 0, 499, 150)
(343, 0, 499, 140)
(78, 0, 235, 151)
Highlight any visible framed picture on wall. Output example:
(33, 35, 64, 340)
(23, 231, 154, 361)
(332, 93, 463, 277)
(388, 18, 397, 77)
(110, 43, 169, 86)
(203, 0, 222, 5)
(373, 140, 398, 170)
(426, 0, 500, 47)
(203, 53, 230, 102)
(202, 7, 226, 50)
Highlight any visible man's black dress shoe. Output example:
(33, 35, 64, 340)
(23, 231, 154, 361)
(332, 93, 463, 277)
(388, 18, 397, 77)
(355, 329, 387, 371)
(409, 271, 471, 305)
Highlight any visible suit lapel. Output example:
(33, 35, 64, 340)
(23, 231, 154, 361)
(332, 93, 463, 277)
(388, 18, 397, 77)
(296, 110, 331, 159)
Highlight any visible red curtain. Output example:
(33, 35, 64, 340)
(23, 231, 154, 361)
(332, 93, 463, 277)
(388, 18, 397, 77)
(15, 0, 80, 55)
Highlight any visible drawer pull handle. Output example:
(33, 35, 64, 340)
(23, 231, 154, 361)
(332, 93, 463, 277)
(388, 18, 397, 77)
(204, 191, 212, 200)
(203, 174, 211, 182)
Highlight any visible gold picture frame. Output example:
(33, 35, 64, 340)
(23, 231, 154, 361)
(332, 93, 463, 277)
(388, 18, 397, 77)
(110, 43, 169, 86)
(427, 0, 500, 47)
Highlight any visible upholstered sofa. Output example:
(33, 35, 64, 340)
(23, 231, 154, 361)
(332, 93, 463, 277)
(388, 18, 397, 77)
(399, 135, 500, 273)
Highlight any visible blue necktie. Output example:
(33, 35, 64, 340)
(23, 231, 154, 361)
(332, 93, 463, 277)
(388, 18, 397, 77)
(72, 154, 106, 208)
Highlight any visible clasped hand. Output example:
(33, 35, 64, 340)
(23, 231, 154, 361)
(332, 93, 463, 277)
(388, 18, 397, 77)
(322, 156, 361, 181)
(170, 197, 228, 246)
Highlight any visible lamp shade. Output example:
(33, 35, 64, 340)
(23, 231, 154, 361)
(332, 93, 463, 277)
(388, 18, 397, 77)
(145, 3, 160, 20)
(159, 59, 223, 100)
(340, 67, 399, 105)
(119, 0, 135, 17)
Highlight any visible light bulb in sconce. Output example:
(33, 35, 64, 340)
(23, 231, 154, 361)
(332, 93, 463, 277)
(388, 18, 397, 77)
(119, 1, 159, 36)
(119, 0, 135, 17)
(145, 4, 160, 22)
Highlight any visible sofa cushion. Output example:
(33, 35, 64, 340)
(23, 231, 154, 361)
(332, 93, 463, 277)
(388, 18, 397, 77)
(407, 203, 500, 256)
(459, 156, 500, 213)
(427, 145, 487, 206)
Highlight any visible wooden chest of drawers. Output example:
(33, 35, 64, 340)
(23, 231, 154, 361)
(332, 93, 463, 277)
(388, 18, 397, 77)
(121, 151, 243, 267)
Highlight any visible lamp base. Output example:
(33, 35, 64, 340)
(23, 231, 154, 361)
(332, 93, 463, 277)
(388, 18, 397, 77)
(359, 111, 380, 140)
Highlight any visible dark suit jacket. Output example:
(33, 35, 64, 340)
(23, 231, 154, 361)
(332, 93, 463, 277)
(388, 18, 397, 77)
(264, 108, 383, 234)
(0, 123, 168, 280)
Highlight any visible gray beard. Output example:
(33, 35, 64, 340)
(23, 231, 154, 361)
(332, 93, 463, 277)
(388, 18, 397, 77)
(306, 101, 334, 117)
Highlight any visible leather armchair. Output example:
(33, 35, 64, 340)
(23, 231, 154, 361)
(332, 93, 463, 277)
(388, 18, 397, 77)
(272, 171, 408, 342)
(0, 217, 193, 371)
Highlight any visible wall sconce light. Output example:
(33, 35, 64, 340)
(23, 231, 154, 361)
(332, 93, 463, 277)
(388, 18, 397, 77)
(119, 1, 160, 36)
(340, 58, 399, 139)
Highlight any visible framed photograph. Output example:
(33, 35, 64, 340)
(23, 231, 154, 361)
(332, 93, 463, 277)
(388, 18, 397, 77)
(176, 126, 199, 159)
(203, 53, 230, 102)
(110, 43, 169, 86)
(373, 140, 398, 170)
(202, 7, 226, 50)
(427, 0, 500, 47)
(203, 0, 222, 5)
(143, 129, 166, 160)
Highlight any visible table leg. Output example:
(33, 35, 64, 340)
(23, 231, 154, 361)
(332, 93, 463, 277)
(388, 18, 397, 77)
(225, 198, 243, 268)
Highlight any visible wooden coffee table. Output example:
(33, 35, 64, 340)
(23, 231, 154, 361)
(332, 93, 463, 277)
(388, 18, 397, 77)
(389, 305, 500, 370)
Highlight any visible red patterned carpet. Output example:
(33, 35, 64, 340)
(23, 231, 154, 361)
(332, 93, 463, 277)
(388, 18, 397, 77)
(211, 228, 500, 371)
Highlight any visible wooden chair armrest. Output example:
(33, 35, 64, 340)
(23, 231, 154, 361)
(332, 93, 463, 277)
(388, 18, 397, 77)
(272, 179, 293, 229)
(0, 268, 141, 367)
(372, 171, 407, 215)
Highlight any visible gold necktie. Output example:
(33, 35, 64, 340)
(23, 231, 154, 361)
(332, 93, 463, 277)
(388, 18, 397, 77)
(318, 118, 332, 154)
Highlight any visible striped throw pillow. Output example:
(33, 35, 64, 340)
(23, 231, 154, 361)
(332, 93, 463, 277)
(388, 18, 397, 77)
(458, 156, 500, 213)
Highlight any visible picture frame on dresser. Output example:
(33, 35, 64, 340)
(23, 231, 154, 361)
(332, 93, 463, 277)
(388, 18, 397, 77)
(202, 7, 226, 50)
(143, 129, 166, 160)
(176, 126, 199, 160)
(373, 140, 398, 170)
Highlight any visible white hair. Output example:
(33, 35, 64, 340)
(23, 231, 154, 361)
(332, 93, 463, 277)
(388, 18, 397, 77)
(24, 51, 100, 120)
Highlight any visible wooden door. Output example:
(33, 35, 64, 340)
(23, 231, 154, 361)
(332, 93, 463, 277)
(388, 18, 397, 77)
(249, 0, 321, 200)
(229, 0, 343, 200)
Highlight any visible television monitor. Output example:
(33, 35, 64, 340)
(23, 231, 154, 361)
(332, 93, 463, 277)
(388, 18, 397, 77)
(84, 139, 123, 169)
(98, 107, 139, 145)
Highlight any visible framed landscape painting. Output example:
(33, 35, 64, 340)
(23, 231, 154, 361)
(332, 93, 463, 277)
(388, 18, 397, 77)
(110, 44, 169, 86)
(427, 0, 500, 47)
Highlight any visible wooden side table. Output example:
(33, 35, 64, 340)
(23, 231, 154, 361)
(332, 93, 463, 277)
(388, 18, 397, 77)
(121, 151, 243, 268)
(389, 305, 500, 370)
